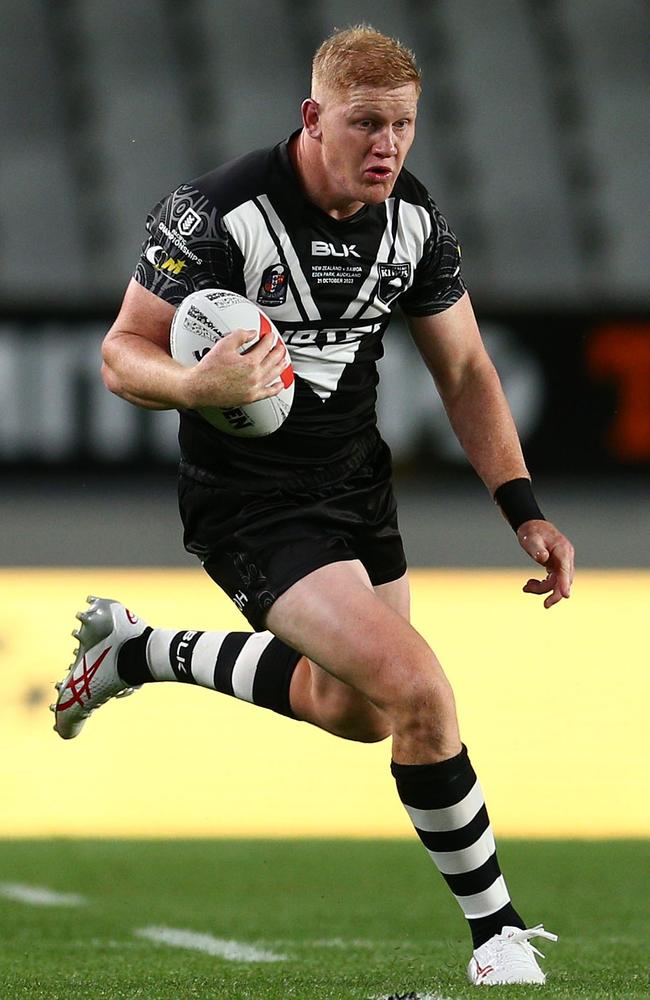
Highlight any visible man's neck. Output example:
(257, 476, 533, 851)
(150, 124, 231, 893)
(288, 131, 363, 221)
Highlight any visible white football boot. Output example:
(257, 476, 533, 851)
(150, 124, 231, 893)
(52, 596, 148, 740)
(467, 924, 558, 986)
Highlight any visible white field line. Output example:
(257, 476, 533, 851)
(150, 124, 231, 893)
(312, 937, 400, 949)
(134, 926, 287, 962)
(0, 882, 86, 907)
(263, 937, 424, 951)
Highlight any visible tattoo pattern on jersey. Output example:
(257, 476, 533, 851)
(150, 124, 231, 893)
(135, 184, 238, 303)
(229, 551, 276, 615)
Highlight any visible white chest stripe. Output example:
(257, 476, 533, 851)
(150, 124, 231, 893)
(356, 200, 432, 321)
(394, 200, 431, 272)
(340, 199, 395, 321)
(222, 200, 275, 301)
(224, 196, 407, 402)
(223, 199, 318, 324)
(256, 195, 321, 321)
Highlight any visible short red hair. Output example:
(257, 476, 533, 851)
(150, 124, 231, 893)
(312, 25, 421, 98)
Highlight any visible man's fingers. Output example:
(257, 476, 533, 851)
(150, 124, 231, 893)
(557, 566, 573, 597)
(231, 328, 259, 351)
(518, 521, 575, 610)
(523, 571, 569, 610)
(559, 548, 575, 587)
(544, 548, 573, 601)
(522, 576, 554, 595)
(242, 332, 286, 361)
(260, 350, 291, 390)
(261, 340, 288, 371)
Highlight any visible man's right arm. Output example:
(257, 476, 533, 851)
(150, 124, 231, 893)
(102, 279, 287, 411)
(101, 279, 185, 410)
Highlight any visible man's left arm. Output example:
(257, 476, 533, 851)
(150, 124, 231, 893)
(406, 290, 575, 609)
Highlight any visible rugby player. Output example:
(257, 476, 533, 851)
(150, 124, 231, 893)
(53, 26, 574, 986)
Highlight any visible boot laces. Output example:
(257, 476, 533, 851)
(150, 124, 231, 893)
(508, 924, 558, 959)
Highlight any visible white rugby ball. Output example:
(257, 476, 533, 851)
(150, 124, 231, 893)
(170, 288, 294, 437)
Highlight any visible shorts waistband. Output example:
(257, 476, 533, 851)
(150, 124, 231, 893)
(180, 429, 383, 495)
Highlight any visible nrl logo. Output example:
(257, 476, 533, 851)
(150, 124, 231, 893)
(177, 208, 201, 237)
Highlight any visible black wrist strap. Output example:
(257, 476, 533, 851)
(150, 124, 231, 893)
(493, 477, 545, 532)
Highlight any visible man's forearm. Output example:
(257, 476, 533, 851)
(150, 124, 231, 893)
(101, 333, 191, 410)
(437, 357, 530, 495)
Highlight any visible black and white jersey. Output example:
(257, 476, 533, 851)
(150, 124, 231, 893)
(134, 132, 465, 481)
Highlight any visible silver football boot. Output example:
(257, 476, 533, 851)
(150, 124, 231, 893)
(52, 596, 148, 740)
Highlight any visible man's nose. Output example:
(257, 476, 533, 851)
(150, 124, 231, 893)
(373, 127, 398, 156)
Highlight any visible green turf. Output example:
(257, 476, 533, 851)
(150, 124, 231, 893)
(0, 840, 648, 999)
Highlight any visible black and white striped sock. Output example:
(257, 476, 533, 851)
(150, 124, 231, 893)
(117, 627, 300, 719)
(391, 745, 524, 947)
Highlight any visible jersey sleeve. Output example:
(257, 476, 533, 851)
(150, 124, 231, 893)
(399, 198, 466, 316)
(133, 183, 239, 306)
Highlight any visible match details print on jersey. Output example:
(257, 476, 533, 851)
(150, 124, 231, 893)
(134, 133, 465, 474)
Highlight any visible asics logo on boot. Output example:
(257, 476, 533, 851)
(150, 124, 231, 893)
(57, 647, 112, 711)
(474, 960, 495, 981)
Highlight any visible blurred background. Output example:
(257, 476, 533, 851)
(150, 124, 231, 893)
(0, 0, 648, 838)
(1, 0, 648, 568)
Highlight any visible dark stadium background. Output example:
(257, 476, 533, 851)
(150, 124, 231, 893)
(1, 0, 648, 569)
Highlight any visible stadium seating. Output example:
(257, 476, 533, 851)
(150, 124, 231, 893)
(0, 2, 86, 302)
(0, 0, 647, 308)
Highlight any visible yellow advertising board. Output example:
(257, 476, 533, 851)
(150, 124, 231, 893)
(1, 568, 648, 838)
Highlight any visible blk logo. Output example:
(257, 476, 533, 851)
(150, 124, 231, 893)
(171, 630, 201, 682)
(311, 241, 361, 258)
(233, 591, 248, 611)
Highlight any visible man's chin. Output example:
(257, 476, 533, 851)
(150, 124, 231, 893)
(359, 177, 396, 204)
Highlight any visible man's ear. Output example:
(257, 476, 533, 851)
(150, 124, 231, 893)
(301, 98, 322, 138)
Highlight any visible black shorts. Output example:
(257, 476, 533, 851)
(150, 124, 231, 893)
(178, 433, 407, 630)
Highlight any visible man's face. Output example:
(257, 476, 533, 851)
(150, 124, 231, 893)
(309, 82, 418, 212)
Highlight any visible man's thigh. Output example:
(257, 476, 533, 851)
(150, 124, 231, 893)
(374, 570, 411, 622)
(304, 567, 411, 703)
(266, 560, 432, 711)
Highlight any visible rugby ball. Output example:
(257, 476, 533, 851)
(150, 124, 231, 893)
(170, 288, 294, 437)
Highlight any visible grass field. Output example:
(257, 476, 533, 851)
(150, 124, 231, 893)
(0, 840, 648, 999)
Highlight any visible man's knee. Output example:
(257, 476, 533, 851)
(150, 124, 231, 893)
(314, 682, 391, 744)
(376, 648, 459, 745)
